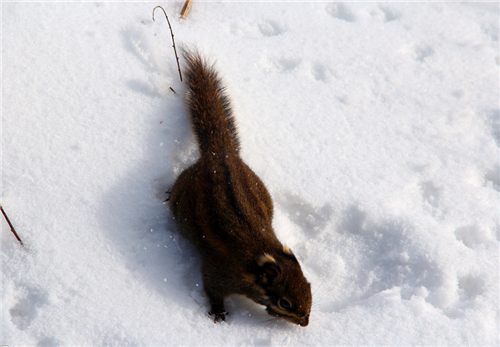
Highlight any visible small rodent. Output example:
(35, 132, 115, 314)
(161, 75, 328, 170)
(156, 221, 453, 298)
(169, 51, 312, 327)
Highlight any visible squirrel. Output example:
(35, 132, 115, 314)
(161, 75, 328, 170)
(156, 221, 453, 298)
(169, 51, 312, 327)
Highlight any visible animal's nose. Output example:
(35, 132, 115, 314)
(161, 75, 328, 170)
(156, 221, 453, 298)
(299, 316, 309, 327)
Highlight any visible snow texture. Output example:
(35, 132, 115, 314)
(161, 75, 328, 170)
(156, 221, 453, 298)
(2, 1, 499, 346)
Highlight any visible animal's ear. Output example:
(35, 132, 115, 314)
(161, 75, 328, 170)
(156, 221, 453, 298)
(257, 254, 281, 284)
(263, 263, 281, 280)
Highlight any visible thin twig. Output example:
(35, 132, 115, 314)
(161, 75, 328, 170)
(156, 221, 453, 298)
(152, 6, 183, 82)
(1, 205, 24, 247)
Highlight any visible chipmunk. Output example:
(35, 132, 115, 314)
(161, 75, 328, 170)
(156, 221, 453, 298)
(169, 51, 312, 326)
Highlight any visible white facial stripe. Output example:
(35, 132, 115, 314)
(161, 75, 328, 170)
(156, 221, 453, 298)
(258, 253, 276, 266)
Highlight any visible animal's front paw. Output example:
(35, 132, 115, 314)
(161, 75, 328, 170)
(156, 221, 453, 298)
(163, 189, 171, 203)
(209, 309, 229, 323)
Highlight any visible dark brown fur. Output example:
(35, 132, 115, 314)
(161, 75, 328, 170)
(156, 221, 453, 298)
(169, 51, 312, 326)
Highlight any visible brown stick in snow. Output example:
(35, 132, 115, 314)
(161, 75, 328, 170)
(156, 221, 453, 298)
(1, 205, 24, 247)
(180, 0, 194, 19)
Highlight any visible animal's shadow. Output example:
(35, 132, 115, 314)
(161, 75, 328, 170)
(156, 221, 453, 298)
(96, 22, 208, 323)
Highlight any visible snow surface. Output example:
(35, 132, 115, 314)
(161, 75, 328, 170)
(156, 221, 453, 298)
(2, 1, 499, 346)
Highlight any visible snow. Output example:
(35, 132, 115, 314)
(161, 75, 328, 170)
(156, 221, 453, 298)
(2, 1, 499, 346)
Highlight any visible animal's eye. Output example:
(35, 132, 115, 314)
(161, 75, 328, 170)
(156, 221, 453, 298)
(279, 298, 291, 310)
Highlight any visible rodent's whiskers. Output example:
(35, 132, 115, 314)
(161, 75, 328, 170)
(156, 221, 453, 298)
(259, 316, 280, 329)
(312, 292, 328, 310)
(311, 276, 330, 310)
(313, 275, 328, 296)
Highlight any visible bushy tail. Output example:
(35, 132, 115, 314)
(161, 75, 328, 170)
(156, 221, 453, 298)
(183, 51, 240, 155)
